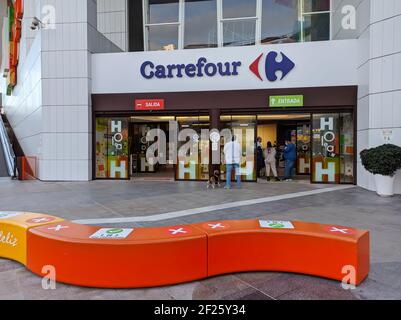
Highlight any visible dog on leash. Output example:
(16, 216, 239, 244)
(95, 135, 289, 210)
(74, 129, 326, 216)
(207, 170, 221, 189)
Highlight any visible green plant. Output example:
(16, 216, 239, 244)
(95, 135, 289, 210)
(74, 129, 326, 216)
(360, 144, 401, 177)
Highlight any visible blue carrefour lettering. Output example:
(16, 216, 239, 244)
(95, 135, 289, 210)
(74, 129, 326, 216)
(140, 61, 155, 79)
(140, 58, 242, 79)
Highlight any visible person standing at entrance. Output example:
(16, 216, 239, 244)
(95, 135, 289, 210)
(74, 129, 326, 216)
(256, 137, 265, 178)
(283, 139, 296, 181)
(264, 142, 280, 182)
(224, 135, 242, 189)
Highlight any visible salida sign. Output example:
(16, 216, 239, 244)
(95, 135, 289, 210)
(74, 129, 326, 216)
(135, 99, 165, 111)
(140, 51, 295, 82)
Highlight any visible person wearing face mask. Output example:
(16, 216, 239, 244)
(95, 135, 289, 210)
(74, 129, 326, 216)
(256, 137, 265, 179)
(283, 138, 297, 182)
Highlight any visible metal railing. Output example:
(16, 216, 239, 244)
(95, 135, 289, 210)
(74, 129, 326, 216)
(0, 114, 17, 177)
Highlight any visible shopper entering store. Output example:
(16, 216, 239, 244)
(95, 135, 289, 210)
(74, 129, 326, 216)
(264, 142, 280, 182)
(224, 135, 242, 189)
(283, 139, 296, 182)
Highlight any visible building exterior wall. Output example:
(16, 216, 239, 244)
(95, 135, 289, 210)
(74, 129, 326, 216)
(97, 0, 128, 51)
(332, 0, 401, 194)
(1, 0, 400, 193)
(1, 0, 42, 177)
(334, 0, 401, 194)
(2, 0, 121, 181)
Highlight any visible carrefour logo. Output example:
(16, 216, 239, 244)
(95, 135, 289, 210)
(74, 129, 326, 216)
(140, 51, 294, 81)
(140, 58, 242, 80)
(249, 51, 295, 82)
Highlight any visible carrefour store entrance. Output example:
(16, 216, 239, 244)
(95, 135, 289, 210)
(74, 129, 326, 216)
(94, 106, 356, 185)
(217, 112, 355, 184)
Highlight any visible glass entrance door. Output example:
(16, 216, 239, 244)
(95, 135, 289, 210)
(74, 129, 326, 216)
(220, 115, 257, 182)
(176, 115, 210, 181)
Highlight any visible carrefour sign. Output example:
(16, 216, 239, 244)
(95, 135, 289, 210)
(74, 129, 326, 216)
(140, 51, 295, 82)
(140, 58, 242, 79)
(92, 40, 358, 94)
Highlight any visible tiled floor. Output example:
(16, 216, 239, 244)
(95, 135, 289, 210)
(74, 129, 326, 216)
(0, 179, 400, 300)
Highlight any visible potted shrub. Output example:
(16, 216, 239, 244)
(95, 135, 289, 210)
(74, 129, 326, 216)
(360, 144, 401, 197)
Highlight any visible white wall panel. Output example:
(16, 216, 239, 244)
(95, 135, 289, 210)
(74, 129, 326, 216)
(341, 0, 401, 194)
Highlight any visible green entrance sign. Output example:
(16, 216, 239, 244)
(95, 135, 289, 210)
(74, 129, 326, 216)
(269, 95, 304, 108)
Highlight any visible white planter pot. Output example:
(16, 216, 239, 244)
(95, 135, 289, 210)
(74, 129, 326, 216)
(374, 174, 395, 197)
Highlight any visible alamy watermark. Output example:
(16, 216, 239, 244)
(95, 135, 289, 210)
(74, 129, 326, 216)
(41, 265, 57, 290)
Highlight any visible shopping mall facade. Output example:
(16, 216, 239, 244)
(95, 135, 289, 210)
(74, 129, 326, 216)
(1, 0, 400, 193)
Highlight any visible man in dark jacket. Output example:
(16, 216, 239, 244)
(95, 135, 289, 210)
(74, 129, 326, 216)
(256, 137, 264, 178)
(283, 139, 296, 181)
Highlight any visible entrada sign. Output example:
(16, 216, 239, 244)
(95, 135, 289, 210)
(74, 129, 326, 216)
(270, 95, 304, 107)
(140, 51, 295, 81)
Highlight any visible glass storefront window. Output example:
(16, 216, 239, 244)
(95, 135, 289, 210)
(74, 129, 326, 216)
(222, 0, 257, 19)
(340, 113, 354, 183)
(297, 124, 311, 174)
(261, 0, 300, 44)
(312, 114, 340, 183)
(147, 24, 179, 51)
(303, 0, 330, 13)
(184, 0, 217, 49)
(312, 113, 354, 184)
(142, 0, 331, 50)
(145, 0, 180, 51)
(95, 117, 129, 179)
(302, 12, 330, 42)
(223, 20, 256, 47)
(95, 118, 108, 179)
(147, 0, 179, 24)
(220, 115, 256, 182)
(176, 116, 210, 181)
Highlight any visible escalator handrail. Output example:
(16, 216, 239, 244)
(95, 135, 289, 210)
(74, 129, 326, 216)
(0, 115, 16, 177)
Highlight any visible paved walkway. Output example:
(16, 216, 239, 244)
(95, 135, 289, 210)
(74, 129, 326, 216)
(0, 179, 400, 300)
(0, 179, 333, 221)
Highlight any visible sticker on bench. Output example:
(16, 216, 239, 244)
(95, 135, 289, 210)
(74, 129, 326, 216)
(26, 217, 57, 224)
(326, 226, 356, 235)
(203, 222, 230, 230)
(0, 229, 18, 247)
(168, 227, 191, 236)
(47, 225, 69, 232)
(0, 212, 23, 220)
(259, 220, 295, 229)
(90, 228, 134, 239)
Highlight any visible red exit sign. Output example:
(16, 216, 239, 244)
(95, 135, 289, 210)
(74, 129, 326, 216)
(135, 99, 165, 111)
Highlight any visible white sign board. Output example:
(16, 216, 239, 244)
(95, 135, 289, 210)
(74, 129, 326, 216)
(92, 40, 358, 94)
(90, 228, 134, 239)
(259, 220, 295, 229)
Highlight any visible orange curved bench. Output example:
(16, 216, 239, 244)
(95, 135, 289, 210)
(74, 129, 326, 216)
(194, 220, 369, 286)
(0, 211, 370, 288)
(27, 221, 207, 288)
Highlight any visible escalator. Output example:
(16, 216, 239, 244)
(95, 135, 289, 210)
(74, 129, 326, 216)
(0, 135, 8, 177)
(0, 113, 17, 178)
